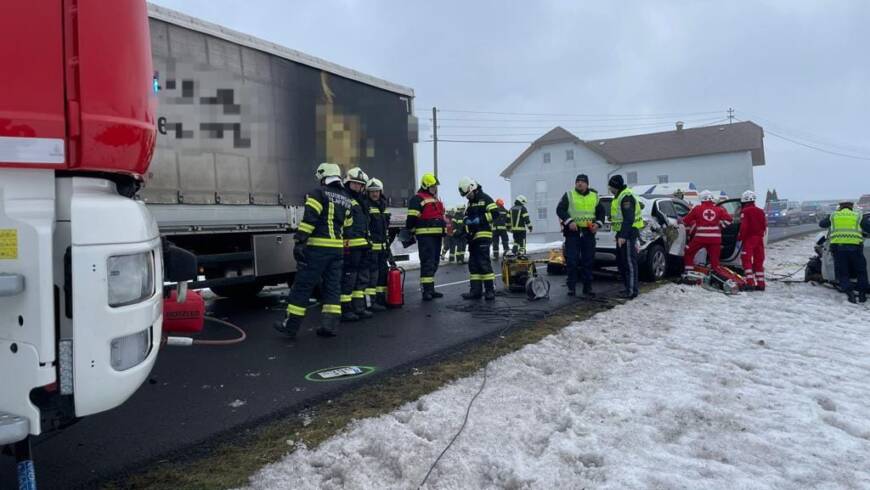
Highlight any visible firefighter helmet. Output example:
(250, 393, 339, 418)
(315, 162, 342, 181)
(700, 190, 715, 202)
(366, 177, 383, 192)
(516, 195, 528, 205)
(421, 173, 439, 189)
(458, 177, 478, 197)
(345, 167, 369, 185)
(496, 198, 505, 207)
(741, 190, 756, 203)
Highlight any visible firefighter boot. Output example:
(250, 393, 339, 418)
(376, 292, 388, 308)
(462, 281, 483, 300)
(422, 283, 434, 301)
(273, 315, 302, 339)
(353, 297, 373, 319)
(341, 303, 360, 322)
(428, 282, 444, 299)
(316, 314, 339, 337)
(368, 294, 387, 312)
(484, 280, 496, 301)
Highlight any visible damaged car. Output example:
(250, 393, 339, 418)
(804, 213, 870, 285)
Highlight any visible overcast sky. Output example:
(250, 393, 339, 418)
(155, 0, 870, 206)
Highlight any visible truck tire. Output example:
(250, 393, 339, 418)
(640, 243, 667, 282)
(210, 283, 264, 299)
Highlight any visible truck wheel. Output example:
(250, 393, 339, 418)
(640, 243, 667, 282)
(210, 283, 264, 299)
(804, 256, 822, 282)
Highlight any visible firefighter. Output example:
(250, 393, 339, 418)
(509, 195, 532, 254)
(608, 175, 643, 299)
(274, 163, 351, 338)
(406, 173, 446, 301)
(341, 167, 372, 321)
(738, 190, 768, 291)
(683, 190, 733, 275)
(556, 174, 605, 297)
(459, 177, 497, 300)
(453, 205, 468, 264)
(819, 200, 869, 303)
(492, 198, 510, 259)
(365, 177, 390, 311)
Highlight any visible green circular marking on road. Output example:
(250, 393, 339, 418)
(304, 365, 377, 382)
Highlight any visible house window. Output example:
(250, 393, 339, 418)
(537, 208, 548, 220)
(658, 175, 669, 184)
(543, 152, 551, 163)
(566, 149, 574, 161)
(627, 171, 638, 185)
(534, 180, 547, 202)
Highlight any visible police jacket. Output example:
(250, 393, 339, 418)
(464, 189, 497, 241)
(344, 185, 370, 248)
(819, 209, 870, 238)
(406, 188, 446, 236)
(297, 180, 353, 248)
(556, 188, 605, 236)
(492, 205, 509, 231)
(367, 196, 391, 250)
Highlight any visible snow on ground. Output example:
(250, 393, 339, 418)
(241, 235, 870, 490)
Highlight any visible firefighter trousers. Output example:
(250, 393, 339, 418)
(367, 248, 389, 302)
(740, 235, 765, 286)
(512, 231, 527, 254)
(286, 246, 343, 321)
(492, 230, 510, 256)
(418, 235, 442, 288)
(342, 246, 369, 312)
(468, 238, 495, 293)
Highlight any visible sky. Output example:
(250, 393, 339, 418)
(154, 0, 870, 206)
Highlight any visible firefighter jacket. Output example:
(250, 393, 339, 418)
(367, 196, 391, 251)
(737, 202, 767, 241)
(492, 205, 509, 231)
(683, 201, 733, 243)
(509, 204, 531, 232)
(297, 180, 353, 248)
(464, 189, 496, 241)
(406, 189, 446, 236)
(344, 186, 370, 248)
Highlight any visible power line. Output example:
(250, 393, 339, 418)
(734, 116, 870, 160)
(435, 118, 726, 137)
(423, 139, 532, 144)
(435, 116, 723, 131)
(416, 108, 722, 118)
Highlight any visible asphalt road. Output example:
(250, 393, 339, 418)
(0, 224, 820, 489)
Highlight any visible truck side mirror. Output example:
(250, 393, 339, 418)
(163, 244, 197, 283)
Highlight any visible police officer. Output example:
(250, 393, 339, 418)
(459, 177, 497, 301)
(341, 167, 372, 321)
(365, 177, 390, 311)
(406, 173, 446, 301)
(492, 198, 510, 259)
(608, 174, 643, 299)
(819, 200, 869, 303)
(556, 174, 605, 297)
(509, 195, 532, 254)
(274, 163, 351, 338)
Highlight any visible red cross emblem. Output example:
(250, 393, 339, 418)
(703, 209, 717, 221)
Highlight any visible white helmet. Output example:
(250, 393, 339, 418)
(345, 167, 369, 185)
(366, 177, 383, 192)
(458, 177, 478, 197)
(315, 162, 342, 181)
(741, 190, 756, 203)
(700, 190, 715, 202)
(516, 195, 528, 205)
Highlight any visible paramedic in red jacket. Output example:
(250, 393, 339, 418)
(683, 190, 733, 272)
(737, 190, 768, 290)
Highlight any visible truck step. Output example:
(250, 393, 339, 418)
(0, 411, 30, 446)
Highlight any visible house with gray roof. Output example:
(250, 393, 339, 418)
(500, 121, 765, 240)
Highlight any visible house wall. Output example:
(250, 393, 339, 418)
(507, 144, 756, 242)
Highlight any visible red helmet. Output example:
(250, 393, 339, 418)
(496, 198, 505, 207)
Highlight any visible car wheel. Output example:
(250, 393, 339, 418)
(640, 243, 667, 282)
(805, 256, 823, 282)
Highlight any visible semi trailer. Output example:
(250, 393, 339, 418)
(144, 4, 419, 298)
(1, 0, 196, 485)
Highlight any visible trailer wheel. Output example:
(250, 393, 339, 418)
(210, 283, 264, 299)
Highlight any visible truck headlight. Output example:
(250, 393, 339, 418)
(107, 252, 154, 307)
(111, 327, 152, 371)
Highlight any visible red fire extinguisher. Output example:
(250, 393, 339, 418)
(386, 265, 405, 308)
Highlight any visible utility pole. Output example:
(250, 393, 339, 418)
(432, 106, 438, 178)
(727, 107, 734, 124)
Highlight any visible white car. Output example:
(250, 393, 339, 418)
(805, 219, 870, 285)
